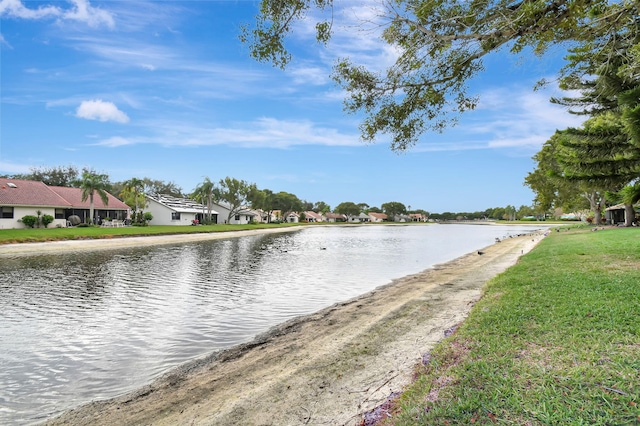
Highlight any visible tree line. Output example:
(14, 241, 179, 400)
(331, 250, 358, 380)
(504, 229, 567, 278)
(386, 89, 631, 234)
(4, 165, 540, 223)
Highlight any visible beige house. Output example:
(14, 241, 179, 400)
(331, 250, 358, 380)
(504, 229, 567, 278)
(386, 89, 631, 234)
(368, 212, 387, 222)
(304, 211, 323, 222)
(323, 212, 347, 222)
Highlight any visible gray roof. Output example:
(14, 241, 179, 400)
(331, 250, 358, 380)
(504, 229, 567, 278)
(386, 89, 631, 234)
(147, 193, 219, 214)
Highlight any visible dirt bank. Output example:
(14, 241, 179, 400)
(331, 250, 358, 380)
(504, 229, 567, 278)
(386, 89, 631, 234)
(44, 233, 544, 426)
(0, 227, 301, 256)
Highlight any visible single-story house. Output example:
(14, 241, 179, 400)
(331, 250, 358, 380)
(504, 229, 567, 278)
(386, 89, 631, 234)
(304, 211, 323, 222)
(368, 212, 387, 222)
(253, 209, 279, 223)
(212, 202, 257, 224)
(285, 212, 299, 223)
(348, 213, 370, 223)
(49, 185, 129, 224)
(324, 212, 347, 222)
(0, 178, 129, 229)
(409, 213, 427, 222)
(146, 193, 217, 226)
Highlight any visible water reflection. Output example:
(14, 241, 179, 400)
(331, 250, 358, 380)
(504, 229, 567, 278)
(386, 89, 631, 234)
(0, 224, 547, 424)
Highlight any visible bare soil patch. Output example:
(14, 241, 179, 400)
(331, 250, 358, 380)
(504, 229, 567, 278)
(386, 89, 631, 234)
(44, 233, 544, 426)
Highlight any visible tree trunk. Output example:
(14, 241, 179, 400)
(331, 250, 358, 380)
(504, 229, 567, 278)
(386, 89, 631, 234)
(624, 203, 635, 227)
(584, 191, 605, 225)
(89, 192, 95, 224)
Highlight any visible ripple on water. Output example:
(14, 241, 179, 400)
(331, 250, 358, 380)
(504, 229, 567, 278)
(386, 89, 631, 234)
(0, 224, 549, 424)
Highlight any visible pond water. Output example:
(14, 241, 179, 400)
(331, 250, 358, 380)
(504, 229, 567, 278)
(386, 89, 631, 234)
(0, 224, 549, 424)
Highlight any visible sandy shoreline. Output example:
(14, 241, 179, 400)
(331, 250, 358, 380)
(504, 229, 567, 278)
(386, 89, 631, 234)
(0, 227, 301, 256)
(40, 229, 546, 426)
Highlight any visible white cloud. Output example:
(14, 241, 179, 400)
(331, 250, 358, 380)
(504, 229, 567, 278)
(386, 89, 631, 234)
(0, 33, 13, 49)
(0, 0, 114, 28)
(0, 0, 60, 20)
(472, 88, 585, 149)
(94, 136, 133, 147)
(289, 65, 330, 85)
(76, 99, 130, 123)
(413, 84, 586, 153)
(90, 117, 360, 149)
(63, 0, 114, 28)
(188, 117, 361, 148)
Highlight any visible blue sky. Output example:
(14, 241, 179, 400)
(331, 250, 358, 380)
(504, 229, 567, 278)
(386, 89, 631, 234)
(0, 0, 585, 213)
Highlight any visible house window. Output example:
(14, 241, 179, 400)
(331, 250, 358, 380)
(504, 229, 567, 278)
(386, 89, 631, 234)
(235, 214, 240, 221)
(1, 206, 14, 219)
(171, 212, 181, 220)
(55, 209, 65, 219)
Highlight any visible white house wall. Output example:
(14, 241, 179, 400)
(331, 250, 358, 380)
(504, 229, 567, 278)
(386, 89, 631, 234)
(211, 203, 255, 224)
(146, 199, 197, 226)
(0, 206, 67, 229)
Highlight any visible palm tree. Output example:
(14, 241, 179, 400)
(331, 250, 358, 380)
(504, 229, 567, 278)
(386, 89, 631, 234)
(192, 177, 216, 224)
(78, 171, 110, 224)
(120, 177, 146, 222)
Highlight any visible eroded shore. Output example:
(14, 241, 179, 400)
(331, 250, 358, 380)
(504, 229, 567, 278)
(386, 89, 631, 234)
(0, 227, 301, 256)
(43, 231, 545, 426)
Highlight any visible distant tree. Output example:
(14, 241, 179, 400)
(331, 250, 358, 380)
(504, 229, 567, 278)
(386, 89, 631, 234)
(272, 191, 304, 216)
(143, 178, 183, 197)
(77, 171, 110, 224)
(334, 201, 361, 217)
(357, 202, 369, 212)
(313, 201, 331, 214)
(503, 205, 517, 221)
(301, 200, 314, 211)
(214, 177, 258, 223)
(488, 208, 505, 220)
(368, 206, 382, 213)
(440, 212, 457, 221)
(16, 165, 81, 187)
(381, 201, 406, 219)
(516, 205, 535, 219)
(250, 188, 275, 222)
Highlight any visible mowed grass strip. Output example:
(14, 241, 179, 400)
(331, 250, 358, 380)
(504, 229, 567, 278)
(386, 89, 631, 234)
(384, 228, 640, 425)
(0, 222, 302, 245)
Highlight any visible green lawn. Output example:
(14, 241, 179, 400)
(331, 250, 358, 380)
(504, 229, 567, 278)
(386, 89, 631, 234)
(384, 227, 640, 425)
(0, 222, 302, 245)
